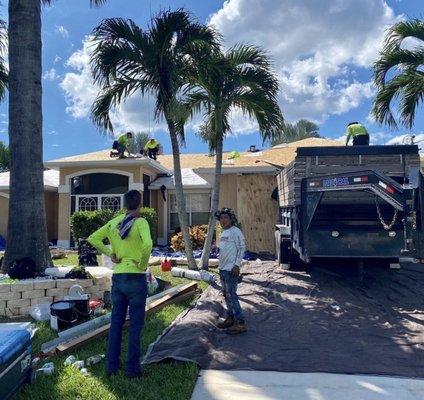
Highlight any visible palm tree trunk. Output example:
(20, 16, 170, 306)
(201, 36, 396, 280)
(3, 0, 52, 273)
(166, 119, 198, 270)
(200, 115, 224, 270)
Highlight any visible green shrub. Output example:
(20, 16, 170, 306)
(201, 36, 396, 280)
(70, 207, 158, 243)
(140, 207, 158, 244)
(171, 225, 208, 252)
(71, 209, 115, 242)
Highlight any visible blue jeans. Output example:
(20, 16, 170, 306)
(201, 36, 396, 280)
(220, 270, 244, 322)
(108, 273, 147, 375)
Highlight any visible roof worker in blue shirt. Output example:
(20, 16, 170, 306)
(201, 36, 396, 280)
(215, 208, 247, 335)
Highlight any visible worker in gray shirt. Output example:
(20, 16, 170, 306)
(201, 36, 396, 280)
(215, 208, 247, 334)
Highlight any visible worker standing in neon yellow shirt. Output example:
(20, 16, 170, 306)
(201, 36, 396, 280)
(144, 138, 160, 160)
(88, 190, 152, 378)
(345, 122, 370, 146)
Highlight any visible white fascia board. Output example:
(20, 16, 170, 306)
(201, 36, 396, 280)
(44, 158, 171, 174)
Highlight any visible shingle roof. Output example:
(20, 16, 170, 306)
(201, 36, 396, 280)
(149, 169, 211, 190)
(0, 169, 59, 190)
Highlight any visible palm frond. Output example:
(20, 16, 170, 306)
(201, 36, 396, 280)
(91, 78, 146, 133)
(227, 44, 271, 69)
(384, 19, 424, 51)
(398, 70, 424, 128)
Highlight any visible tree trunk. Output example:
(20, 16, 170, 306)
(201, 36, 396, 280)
(166, 119, 198, 270)
(200, 116, 224, 270)
(3, 0, 52, 273)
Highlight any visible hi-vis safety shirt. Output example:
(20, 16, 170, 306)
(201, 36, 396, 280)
(346, 123, 368, 142)
(144, 140, 160, 150)
(88, 214, 152, 274)
(117, 134, 129, 149)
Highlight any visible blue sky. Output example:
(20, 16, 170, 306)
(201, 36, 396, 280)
(0, 0, 423, 160)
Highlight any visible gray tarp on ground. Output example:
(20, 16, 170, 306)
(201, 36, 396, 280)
(143, 262, 424, 378)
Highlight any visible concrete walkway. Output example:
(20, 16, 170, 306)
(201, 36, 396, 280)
(191, 370, 424, 400)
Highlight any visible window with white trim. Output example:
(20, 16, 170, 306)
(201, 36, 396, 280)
(169, 193, 210, 232)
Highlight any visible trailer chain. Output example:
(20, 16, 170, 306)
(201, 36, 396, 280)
(375, 197, 398, 230)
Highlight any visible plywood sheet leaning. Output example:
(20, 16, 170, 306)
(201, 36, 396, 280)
(237, 175, 278, 254)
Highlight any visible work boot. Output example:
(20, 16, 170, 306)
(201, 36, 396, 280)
(226, 320, 247, 335)
(216, 316, 234, 329)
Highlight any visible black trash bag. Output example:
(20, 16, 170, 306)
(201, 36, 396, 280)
(7, 257, 37, 280)
(65, 266, 93, 279)
(78, 239, 98, 267)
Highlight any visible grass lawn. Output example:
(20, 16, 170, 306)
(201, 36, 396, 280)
(9, 254, 212, 400)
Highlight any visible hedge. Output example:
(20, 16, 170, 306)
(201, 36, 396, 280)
(70, 207, 158, 244)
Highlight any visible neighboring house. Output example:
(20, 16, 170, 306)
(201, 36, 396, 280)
(0, 138, 341, 253)
(0, 169, 59, 242)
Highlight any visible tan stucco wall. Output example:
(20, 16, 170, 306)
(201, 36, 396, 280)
(59, 165, 158, 185)
(0, 191, 58, 242)
(57, 193, 70, 244)
(57, 165, 159, 245)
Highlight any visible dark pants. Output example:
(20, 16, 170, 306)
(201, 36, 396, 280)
(147, 146, 159, 160)
(220, 270, 244, 321)
(108, 273, 147, 375)
(117, 143, 126, 157)
(353, 134, 370, 146)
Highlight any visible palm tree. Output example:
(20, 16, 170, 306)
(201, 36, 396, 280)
(270, 119, 320, 146)
(183, 45, 284, 269)
(4, 0, 105, 274)
(372, 19, 424, 129)
(90, 10, 219, 270)
(0, 142, 10, 172)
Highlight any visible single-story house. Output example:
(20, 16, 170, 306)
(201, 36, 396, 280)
(0, 138, 343, 253)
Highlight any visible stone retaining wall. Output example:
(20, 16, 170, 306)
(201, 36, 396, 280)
(0, 277, 111, 317)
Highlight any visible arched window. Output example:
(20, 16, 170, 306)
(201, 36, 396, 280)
(70, 173, 129, 214)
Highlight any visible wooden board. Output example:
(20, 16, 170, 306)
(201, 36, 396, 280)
(50, 282, 198, 355)
(237, 175, 278, 253)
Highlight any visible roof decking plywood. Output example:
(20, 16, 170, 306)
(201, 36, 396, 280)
(45, 138, 343, 171)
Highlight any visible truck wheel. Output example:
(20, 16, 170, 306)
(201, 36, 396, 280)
(289, 249, 305, 270)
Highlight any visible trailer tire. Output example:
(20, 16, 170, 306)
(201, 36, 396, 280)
(289, 249, 305, 270)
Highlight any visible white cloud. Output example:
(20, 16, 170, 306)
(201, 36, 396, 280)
(386, 133, 424, 146)
(209, 0, 401, 129)
(42, 68, 59, 81)
(60, 37, 166, 135)
(53, 56, 62, 64)
(60, 2, 402, 137)
(55, 25, 69, 39)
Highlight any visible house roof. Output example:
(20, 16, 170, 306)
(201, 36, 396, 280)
(157, 138, 342, 172)
(43, 138, 342, 175)
(149, 168, 211, 190)
(44, 151, 170, 174)
(0, 169, 59, 191)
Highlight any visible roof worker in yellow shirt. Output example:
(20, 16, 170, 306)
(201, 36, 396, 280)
(345, 122, 370, 146)
(88, 190, 152, 378)
(144, 138, 160, 160)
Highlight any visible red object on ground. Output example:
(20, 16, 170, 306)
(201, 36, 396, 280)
(89, 299, 104, 311)
(161, 258, 172, 272)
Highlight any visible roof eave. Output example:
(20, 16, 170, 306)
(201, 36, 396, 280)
(44, 158, 171, 174)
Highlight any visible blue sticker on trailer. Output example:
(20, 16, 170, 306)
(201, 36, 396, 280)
(322, 177, 349, 188)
